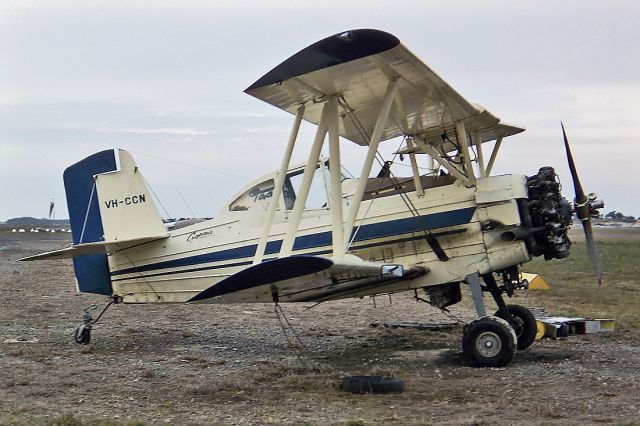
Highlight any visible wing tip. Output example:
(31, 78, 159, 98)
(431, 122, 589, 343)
(245, 29, 400, 93)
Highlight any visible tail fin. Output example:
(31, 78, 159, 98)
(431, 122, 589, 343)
(94, 149, 165, 241)
(64, 149, 165, 294)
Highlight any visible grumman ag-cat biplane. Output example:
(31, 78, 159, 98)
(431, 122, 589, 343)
(22, 29, 604, 368)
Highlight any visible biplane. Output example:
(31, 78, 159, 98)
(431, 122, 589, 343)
(22, 29, 604, 367)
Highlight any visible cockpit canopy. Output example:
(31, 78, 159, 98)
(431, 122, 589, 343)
(227, 159, 353, 213)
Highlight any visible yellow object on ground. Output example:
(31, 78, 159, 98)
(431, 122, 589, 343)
(535, 321, 546, 340)
(597, 319, 616, 332)
(520, 272, 550, 290)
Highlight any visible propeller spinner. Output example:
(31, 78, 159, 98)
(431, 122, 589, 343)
(561, 122, 605, 286)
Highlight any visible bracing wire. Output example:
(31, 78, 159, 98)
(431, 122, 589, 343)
(129, 150, 247, 180)
(369, 138, 447, 259)
(142, 174, 172, 219)
(346, 138, 408, 251)
(175, 188, 196, 217)
(274, 303, 310, 368)
(79, 182, 97, 244)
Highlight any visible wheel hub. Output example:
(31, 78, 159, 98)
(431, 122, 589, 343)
(475, 331, 502, 358)
(511, 316, 524, 338)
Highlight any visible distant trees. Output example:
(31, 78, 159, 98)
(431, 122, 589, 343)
(605, 211, 636, 223)
(4, 217, 70, 226)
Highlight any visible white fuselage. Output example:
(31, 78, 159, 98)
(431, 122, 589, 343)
(108, 173, 531, 303)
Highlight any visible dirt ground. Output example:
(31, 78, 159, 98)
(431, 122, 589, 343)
(1, 230, 639, 425)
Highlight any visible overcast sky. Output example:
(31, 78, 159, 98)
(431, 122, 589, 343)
(1, 0, 639, 221)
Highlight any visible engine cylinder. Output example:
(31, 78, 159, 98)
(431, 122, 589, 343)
(523, 167, 572, 260)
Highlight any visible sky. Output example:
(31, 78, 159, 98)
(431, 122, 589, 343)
(1, 0, 639, 221)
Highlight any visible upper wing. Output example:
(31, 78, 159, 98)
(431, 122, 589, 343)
(188, 254, 427, 303)
(245, 29, 524, 148)
(19, 234, 168, 261)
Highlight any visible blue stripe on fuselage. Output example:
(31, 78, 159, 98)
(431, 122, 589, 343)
(110, 206, 475, 278)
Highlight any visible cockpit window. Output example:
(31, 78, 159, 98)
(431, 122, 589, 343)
(228, 160, 345, 212)
(229, 179, 274, 211)
(285, 164, 328, 210)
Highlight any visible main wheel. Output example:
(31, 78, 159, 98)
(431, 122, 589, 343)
(495, 304, 537, 350)
(462, 316, 516, 367)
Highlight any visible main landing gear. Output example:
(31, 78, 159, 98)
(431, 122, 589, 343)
(73, 296, 121, 345)
(462, 269, 537, 367)
(462, 316, 517, 367)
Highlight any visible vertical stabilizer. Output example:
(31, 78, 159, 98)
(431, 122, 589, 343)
(95, 149, 166, 241)
(64, 150, 118, 295)
(63, 149, 165, 295)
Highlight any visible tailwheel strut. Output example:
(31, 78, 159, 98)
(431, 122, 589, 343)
(73, 296, 121, 345)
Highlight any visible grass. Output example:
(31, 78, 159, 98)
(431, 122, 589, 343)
(522, 231, 640, 336)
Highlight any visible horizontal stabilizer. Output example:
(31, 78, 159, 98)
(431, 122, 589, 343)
(188, 254, 427, 303)
(19, 234, 168, 261)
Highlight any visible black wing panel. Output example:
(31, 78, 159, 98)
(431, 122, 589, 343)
(188, 256, 333, 302)
(246, 29, 399, 91)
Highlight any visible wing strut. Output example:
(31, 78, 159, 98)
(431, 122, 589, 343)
(408, 139, 425, 197)
(255, 94, 348, 261)
(411, 137, 472, 186)
(485, 135, 503, 176)
(253, 104, 305, 264)
(455, 121, 476, 185)
(473, 133, 486, 178)
(279, 102, 331, 257)
(342, 78, 399, 246)
(327, 97, 345, 256)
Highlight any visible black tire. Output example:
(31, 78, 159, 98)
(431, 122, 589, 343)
(339, 376, 405, 394)
(74, 325, 91, 345)
(462, 316, 516, 368)
(495, 304, 537, 350)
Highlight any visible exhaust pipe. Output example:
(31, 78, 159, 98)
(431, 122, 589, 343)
(500, 227, 543, 242)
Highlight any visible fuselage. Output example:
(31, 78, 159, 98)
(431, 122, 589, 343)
(108, 166, 532, 304)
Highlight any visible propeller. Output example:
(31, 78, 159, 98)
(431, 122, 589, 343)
(561, 122, 604, 286)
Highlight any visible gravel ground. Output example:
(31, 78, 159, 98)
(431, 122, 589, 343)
(1, 233, 639, 425)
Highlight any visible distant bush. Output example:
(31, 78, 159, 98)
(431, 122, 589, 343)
(3, 217, 70, 226)
(605, 211, 636, 223)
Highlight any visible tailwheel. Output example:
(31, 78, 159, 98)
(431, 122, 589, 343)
(495, 304, 537, 350)
(72, 296, 120, 345)
(463, 316, 516, 367)
(74, 324, 92, 345)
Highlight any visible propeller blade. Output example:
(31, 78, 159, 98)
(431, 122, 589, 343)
(581, 217, 602, 286)
(561, 122, 602, 285)
(561, 122, 587, 206)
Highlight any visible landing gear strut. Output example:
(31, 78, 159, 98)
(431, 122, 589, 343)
(482, 272, 537, 350)
(495, 304, 537, 350)
(73, 296, 121, 345)
(462, 270, 537, 367)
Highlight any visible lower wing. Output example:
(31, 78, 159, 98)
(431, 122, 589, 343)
(188, 254, 428, 303)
